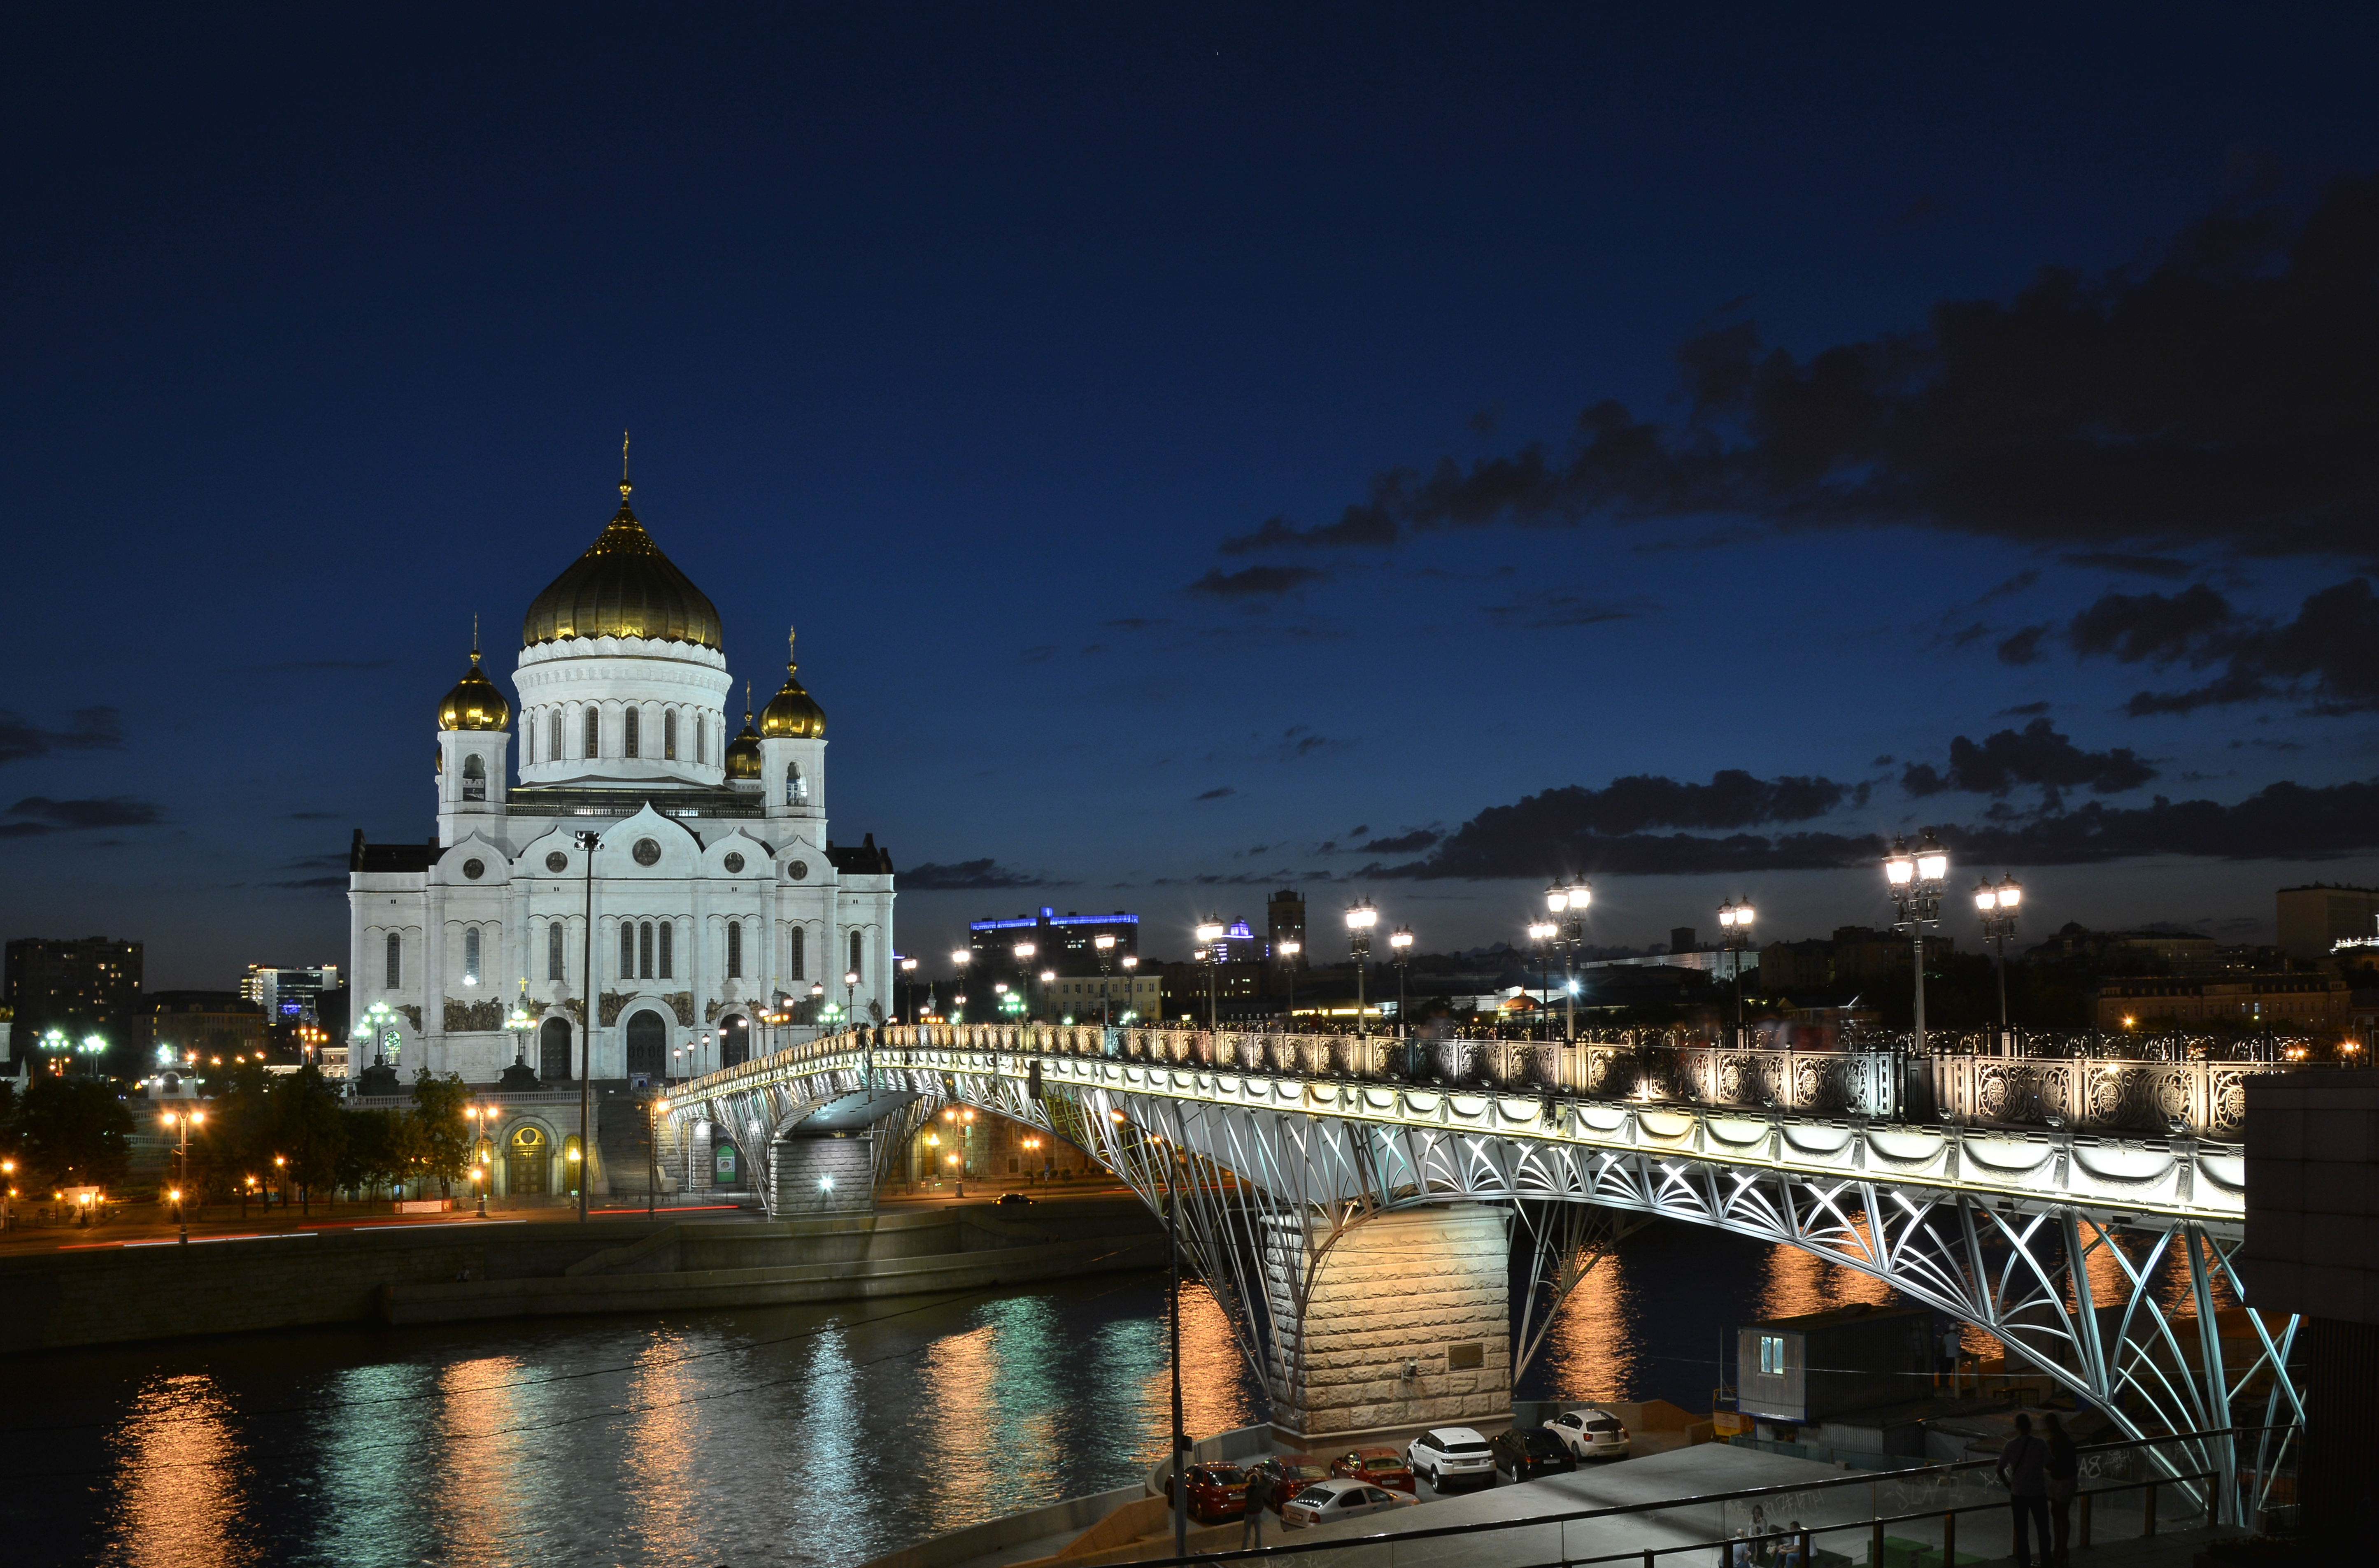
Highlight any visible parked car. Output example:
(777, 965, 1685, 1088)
(1278, 1478, 1416, 1530)
(1329, 1446, 1416, 1492)
(1490, 1426, 1576, 1481)
(1164, 1463, 1250, 1523)
(1252, 1453, 1336, 1512)
(1406, 1427, 1495, 1492)
(1544, 1408, 1631, 1460)
(997, 1192, 1031, 1207)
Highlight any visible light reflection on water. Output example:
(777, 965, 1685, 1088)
(105, 1373, 254, 1568)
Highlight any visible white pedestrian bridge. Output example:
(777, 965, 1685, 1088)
(665, 1024, 2302, 1521)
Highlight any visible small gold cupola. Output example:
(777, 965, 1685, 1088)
(438, 631, 511, 732)
(724, 682, 764, 780)
(759, 627, 826, 738)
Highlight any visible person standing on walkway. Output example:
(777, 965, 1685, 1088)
(2041, 1413, 2078, 1568)
(1996, 1412, 2052, 1568)
(1241, 1465, 1271, 1549)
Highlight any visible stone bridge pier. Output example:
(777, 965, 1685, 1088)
(1264, 1203, 1510, 1447)
(766, 1130, 877, 1217)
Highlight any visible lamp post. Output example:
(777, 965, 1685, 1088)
(1526, 920, 1558, 1040)
(900, 956, 919, 1024)
(38, 1028, 68, 1076)
(574, 828, 601, 1226)
(1388, 927, 1413, 1036)
(1194, 917, 1224, 1030)
(464, 1100, 501, 1217)
(1345, 898, 1377, 1035)
(162, 1106, 203, 1242)
(1094, 932, 1117, 1027)
(505, 981, 537, 1082)
(1883, 830, 1950, 1057)
(1013, 942, 1036, 1021)
(1974, 875, 2023, 1055)
(1039, 970, 1056, 1029)
(1716, 901, 1755, 1049)
(647, 1097, 669, 1217)
(1119, 953, 1139, 1025)
(1277, 940, 1301, 1030)
(1546, 883, 1590, 1042)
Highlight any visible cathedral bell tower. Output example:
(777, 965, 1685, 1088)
(435, 639, 512, 845)
(758, 627, 826, 827)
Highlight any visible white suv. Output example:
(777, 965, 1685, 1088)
(1544, 1408, 1630, 1459)
(1406, 1426, 1495, 1491)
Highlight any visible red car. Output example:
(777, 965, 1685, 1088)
(1252, 1453, 1336, 1513)
(1329, 1447, 1416, 1493)
(1166, 1463, 1251, 1524)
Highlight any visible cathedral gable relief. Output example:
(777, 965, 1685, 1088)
(598, 991, 630, 1026)
(445, 996, 506, 1032)
(664, 991, 696, 1026)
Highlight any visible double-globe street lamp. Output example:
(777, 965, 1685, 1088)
(161, 1105, 204, 1242)
(1345, 898, 1378, 1035)
(1388, 927, 1413, 1035)
(1194, 916, 1225, 1029)
(1716, 900, 1756, 1049)
(1525, 920, 1558, 1039)
(1094, 932, 1117, 1027)
(1277, 940, 1301, 1029)
(1012, 942, 1036, 1020)
(1974, 875, 2023, 1054)
(1883, 830, 1951, 1056)
(1544, 883, 1591, 1041)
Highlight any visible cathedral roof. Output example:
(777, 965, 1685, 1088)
(760, 627, 826, 738)
(521, 482, 722, 649)
(437, 649, 511, 731)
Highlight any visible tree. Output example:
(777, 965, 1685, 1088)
(408, 1068, 473, 1198)
(338, 1107, 408, 1204)
(202, 1060, 277, 1213)
(270, 1065, 346, 1214)
(17, 1075, 133, 1193)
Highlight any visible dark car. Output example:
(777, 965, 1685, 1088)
(1164, 1463, 1250, 1523)
(1328, 1446, 1416, 1493)
(1490, 1426, 1576, 1482)
(996, 1192, 1031, 1207)
(1252, 1453, 1335, 1513)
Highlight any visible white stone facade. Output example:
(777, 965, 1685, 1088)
(345, 499, 893, 1088)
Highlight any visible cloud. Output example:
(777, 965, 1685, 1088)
(1976, 570, 2041, 603)
(1220, 177, 2379, 562)
(899, 858, 1068, 891)
(1187, 564, 1327, 598)
(1998, 701, 2053, 717)
(1377, 775, 2379, 878)
(1899, 719, 2156, 800)
(1359, 829, 1442, 854)
(1484, 595, 1642, 629)
(1388, 770, 1853, 879)
(1996, 626, 2047, 665)
(2065, 578, 2379, 714)
(1194, 786, 1237, 801)
(0, 707, 123, 765)
(0, 796, 163, 836)
(268, 875, 349, 889)
(2062, 552, 2195, 579)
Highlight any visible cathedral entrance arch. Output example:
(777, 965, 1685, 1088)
(720, 1013, 750, 1068)
(624, 1009, 666, 1080)
(508, 1124, 551, 1195)
(539, 1017, 573, 1083)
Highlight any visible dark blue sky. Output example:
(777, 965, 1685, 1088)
(7, 5, 2379, 988)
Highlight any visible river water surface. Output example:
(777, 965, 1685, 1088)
(7, 1225, 2005, 1568)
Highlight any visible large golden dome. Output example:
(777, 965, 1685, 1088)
(438, 650, 511, 731)
(521, 482, 722, 649)
(759, 627, 826, 738)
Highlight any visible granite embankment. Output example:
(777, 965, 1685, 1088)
(0, 1197, 1164, 1352)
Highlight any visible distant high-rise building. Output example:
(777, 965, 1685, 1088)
(1268, 889, 1306, 967)
(2277, 883, 2379, 959)
(4, 935, 143, 1069)
(241, 963, 342, 1022)
(968, 907, 1140, 970)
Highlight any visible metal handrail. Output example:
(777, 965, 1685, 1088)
(1113, 1424, 2285, 1568)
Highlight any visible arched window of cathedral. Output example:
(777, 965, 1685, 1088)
(638, 921, 654, 979)
(386, 930, 402, 989)
(526, 721, 535, 766)
(849, 929, 863, 975)
(462, 753, 487, 802)
(585, 707, 601, 760)
(658, 920, 673, 979)
(464, 926, 481, 983)
(619, 921, 635, 980)
(547, 921, 564, 981)
(696, 712, 705, 763)
(789, 925, 805, 980)
(787, 763, 806, 805)
(550, 710, 561, 763)
(664, 709, 677, 761)
(727, 920, 744, 979)
(624, 708, 640, 759)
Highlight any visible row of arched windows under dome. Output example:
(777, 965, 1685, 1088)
(525, 703, 714, 766)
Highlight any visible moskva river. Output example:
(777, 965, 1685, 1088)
(6, 1226, 1942, 1568)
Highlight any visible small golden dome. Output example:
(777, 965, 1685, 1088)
(521, 479, 722, 649)
(438, 651, 511, 731)
(724, 689, 763, 780)
(759, 627, 826, 738)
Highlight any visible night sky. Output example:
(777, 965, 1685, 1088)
(7, 6, 2379, 989)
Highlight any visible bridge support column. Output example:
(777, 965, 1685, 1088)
(1265, 1203, 1509, 1447)
(767, 1132, 875, 1218)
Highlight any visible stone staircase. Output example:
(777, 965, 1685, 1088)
(594, 1089, 670, 1198)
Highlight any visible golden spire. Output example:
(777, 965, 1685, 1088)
(745, 680, 752, 723)
(620, 430, 632, 505)
(471, 612, 480, 663)
(787, 624, 798, 673)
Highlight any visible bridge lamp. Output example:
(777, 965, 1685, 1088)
(1345, 898, 1378, 1035)
(1884, 839, 1916, 887)
(1716, 903, 1755, 1049)
(819, 1174, 835, 1192)
(951, 947, 971, 969)
(1194, 917, 1225, 1030)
